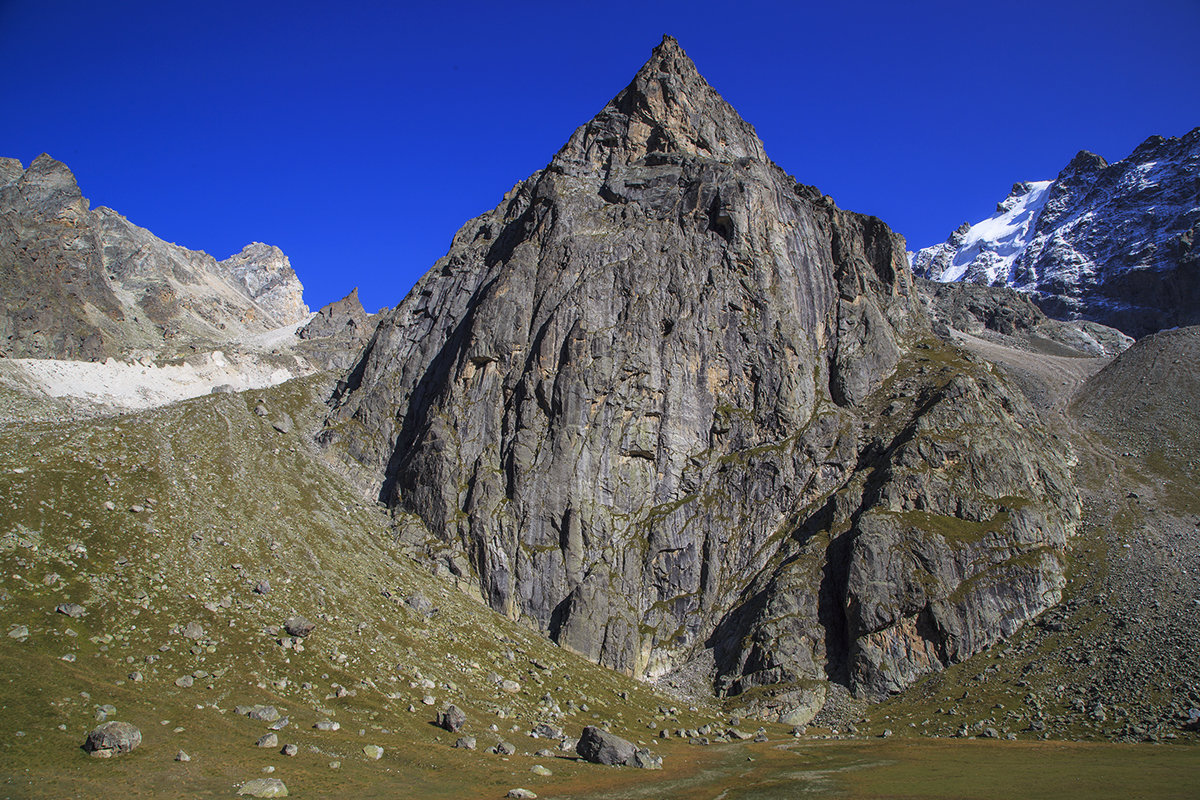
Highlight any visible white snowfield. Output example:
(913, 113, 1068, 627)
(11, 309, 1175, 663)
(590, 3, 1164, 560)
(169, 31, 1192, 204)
(938, 181, 1052, 284)
(0, 316, 317, 412)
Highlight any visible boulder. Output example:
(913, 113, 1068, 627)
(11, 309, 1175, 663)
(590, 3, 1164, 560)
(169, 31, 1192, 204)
(237, 777, 289, 797)
(575, 726, 636, 766)
(436, 704, 466, 733)
(283, 616, 314, 638)
(83, 721, 141, 758)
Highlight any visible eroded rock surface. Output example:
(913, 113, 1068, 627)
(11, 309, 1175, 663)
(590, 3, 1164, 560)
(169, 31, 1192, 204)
(323, 36, 1078, 709)
(0, 155, 309, 360)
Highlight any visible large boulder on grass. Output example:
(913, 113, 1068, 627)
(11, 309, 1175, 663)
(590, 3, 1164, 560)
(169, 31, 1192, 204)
(575, 725, 636, 766)
(83, 721, 141, 758)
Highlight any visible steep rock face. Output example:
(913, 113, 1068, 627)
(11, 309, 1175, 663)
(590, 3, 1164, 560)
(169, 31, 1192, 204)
(324, 37, 1077, 705)
(912, 128, 1200, 338)
(0, 155, 309, 359)
(297, 288, 380, 371)
(217, 242, 309, 326)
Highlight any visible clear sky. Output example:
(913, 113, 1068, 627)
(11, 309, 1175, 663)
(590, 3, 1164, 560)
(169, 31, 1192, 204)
(2, 1, 1197, 313)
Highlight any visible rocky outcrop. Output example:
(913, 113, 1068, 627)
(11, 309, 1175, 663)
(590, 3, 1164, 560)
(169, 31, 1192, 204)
(322, 36, 1077, 708)
(217, 242, 309, 325)
(297, 287, 380, 371)
(0, 155, 309, 360)
(912, 128, 1200, 338)
(918, 279, 1132, 357)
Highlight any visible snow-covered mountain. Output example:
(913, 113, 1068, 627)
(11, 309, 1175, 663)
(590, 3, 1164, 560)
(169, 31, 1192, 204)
(911, 127, 1199, 337)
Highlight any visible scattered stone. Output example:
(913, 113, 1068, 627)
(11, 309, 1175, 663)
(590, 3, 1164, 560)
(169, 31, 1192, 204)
(422, 695, 436, 706)
(271, 414, 293, 434)
(83, 721, 141, 758)
(283, 616, 315, 638)
(530, 764, 552, 777)
(407, 592, 434, 615)
(437, 704, 466, 733)
(507, 790, 537, 799)
(880, 729, 893, 739)
(633, 748, 663, 770)
(254, 404, 268, 417)
(500, 680, 521, 694)
(313, 720, 340, 731)
(362, 745, 383, 760)
(494, 741, 517, 756)
(269, 717, 289, 731)
(454, 736, 477, 750)
(235, 705, 281, 723)
(56, 602, 86, 618)
(531, 722, 562, 739)
(281, 744, 298, 756)
(7, 625, 28, 640)
(237, 777, 288, 797)
(175, 750, 190, 762)
(175, 675, 194, 688)
(254, 580, 270, 595)
(256, 733, 279, 748)
(129, 671, 143, 682)
(182, 621, 204, 640)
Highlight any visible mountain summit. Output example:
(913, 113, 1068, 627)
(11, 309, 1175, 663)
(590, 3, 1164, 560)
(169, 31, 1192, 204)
(556, 35, 766, 168)
(913, 127, 1200, 337)
(322, 38, 1076, 716)
(0, 154, 310, 359)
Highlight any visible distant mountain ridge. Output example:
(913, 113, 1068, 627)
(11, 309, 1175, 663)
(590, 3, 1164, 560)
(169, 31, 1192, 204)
(0, 154, 310, 360)
(911, 127, 1200, 337)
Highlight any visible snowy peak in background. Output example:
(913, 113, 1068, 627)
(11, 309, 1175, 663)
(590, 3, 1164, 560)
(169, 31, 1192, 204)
(910, 180, 1051, 284)
(912, 127, 1200, 337)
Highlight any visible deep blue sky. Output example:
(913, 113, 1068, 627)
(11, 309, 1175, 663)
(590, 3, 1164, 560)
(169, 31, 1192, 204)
(2, 1, 1197, 313)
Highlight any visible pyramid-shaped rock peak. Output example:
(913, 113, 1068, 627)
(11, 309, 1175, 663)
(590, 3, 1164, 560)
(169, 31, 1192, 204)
(323, 37, 1077, 712)
(557, 35, 766, 168)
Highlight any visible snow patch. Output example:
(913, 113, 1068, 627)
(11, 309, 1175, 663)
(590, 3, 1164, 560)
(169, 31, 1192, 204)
(5, 350, 310, 411)
(938, 181, 1052, 283)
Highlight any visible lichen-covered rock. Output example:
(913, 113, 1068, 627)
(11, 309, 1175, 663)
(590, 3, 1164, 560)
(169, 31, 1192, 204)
(237, 778, 288, 797)
(83, 721, 141, 757)
(436, 704, 466, 733)
(321, 36, 1076, 706)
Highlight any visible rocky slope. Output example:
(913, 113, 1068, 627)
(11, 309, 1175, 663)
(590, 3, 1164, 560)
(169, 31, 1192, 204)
(321, 36, 1079, 716)
(0, 375, 717, 798)
(862, 325, 1200, 744)
(911, 127, 1200, 337)
(917, 279, 1132, 358)
(0, 154, 310, 360)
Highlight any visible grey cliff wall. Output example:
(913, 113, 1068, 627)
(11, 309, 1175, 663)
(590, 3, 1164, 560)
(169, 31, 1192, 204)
(322, 37, 1078, 709)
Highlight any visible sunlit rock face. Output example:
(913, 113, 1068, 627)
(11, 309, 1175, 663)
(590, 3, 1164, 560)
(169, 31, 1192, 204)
(323, 36, 1077, 711)
(0, 154, 308, 360)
